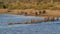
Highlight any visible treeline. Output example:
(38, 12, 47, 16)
(0, 0, 60, 10)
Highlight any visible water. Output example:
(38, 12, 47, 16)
(0, 14, 60, 34)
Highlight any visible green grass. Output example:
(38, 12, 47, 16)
(33, 4, 54, 10)
(0, 2, 4, 8)
(7, 3, 54, 10)
(0, 2, 60, 10)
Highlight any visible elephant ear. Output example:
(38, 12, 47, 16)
(43, 10, 46, 14)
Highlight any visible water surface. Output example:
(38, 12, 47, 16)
(0, 14, 60, 34)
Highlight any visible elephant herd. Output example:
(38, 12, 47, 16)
(8, 10, 59, 25)
(44, 16, 59, 22)
(19, 10, 46, 16)
(7, 10, 46, 16)
(36, 10, 46, 15)
(24, 16, 59, 24)
(8, 16, 59, 25)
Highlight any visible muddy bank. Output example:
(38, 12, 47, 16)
(0, 9, 60, 17)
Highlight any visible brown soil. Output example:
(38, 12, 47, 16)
(0, 9, 60, 17)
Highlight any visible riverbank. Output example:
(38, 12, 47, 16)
(0, 9, 60, 17)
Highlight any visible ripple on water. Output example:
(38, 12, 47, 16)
(0, 14, 44, 24)
(0, 14, 60, 34)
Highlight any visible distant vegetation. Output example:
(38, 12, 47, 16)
(0, 0, 60, 10)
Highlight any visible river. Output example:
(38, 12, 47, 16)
(0, 14, 60, 34)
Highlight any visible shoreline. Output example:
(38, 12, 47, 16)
(0, 9, 60, 17)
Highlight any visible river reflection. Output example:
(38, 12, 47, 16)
(0, 14, 44, 25)
(0, 14, 60, 34)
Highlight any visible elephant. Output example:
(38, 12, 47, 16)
(42, 10, 46, 14)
